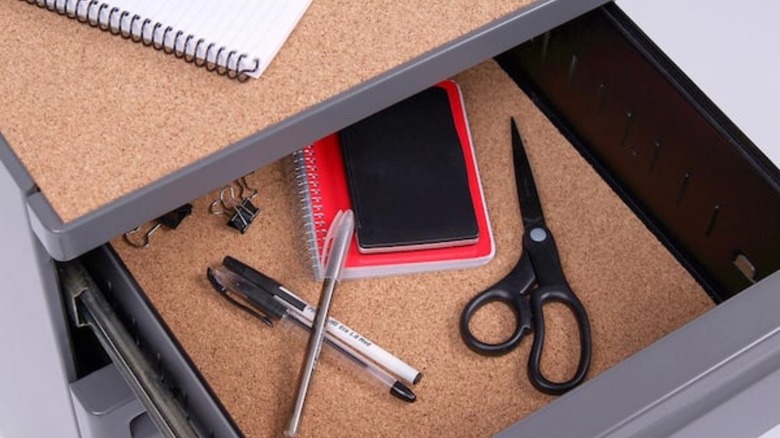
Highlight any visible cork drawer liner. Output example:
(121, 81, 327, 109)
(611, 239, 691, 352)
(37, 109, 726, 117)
(111, 60, 714, 438)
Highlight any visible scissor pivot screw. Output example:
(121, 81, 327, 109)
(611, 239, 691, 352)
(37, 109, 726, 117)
(530, 228, 548, 242)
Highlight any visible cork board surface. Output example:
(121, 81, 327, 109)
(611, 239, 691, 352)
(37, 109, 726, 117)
(112, 61, 714, 438)
(0, 0, 533, 223)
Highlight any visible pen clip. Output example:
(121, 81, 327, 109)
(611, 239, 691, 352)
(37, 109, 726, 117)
(207, 267, 274, 326)
(320, 209, 354, 279)
(320, 210, 343, 269)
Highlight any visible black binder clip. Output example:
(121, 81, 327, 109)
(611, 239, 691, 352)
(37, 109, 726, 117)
(210, 176, 260, 234)
(157, 204, 194, 229)
(227, 198, 260, 234)
(124, 204, 193, 248)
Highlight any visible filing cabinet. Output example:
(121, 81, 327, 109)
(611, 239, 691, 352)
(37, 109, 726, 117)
(1, 2, 778, 437)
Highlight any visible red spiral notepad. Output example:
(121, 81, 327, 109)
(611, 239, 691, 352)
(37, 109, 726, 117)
(290, 80, 494, 279)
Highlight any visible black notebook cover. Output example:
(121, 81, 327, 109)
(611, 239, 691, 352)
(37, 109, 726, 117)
(339, 85, 479, 253)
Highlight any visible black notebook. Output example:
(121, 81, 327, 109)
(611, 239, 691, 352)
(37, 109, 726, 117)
(339, 84, 479, 253)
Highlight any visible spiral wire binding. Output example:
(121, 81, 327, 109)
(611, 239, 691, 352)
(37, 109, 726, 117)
(22, 0, 261, 82)
(290, 147, 327, 279)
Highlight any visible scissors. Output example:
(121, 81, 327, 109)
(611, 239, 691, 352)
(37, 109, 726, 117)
(460, 118, 592, 395)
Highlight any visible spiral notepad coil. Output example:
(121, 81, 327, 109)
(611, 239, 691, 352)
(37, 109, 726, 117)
(22, 0, 261, 81)
(290, 147, 327, 279)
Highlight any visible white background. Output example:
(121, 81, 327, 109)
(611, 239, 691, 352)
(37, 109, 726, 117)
(618, 0, 780, 167)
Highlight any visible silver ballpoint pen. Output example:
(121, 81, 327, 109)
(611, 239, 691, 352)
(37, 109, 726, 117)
(285, 209, 355, 437)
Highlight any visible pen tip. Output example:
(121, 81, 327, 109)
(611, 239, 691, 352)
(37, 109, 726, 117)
(206, 267, 225, 293)
(390, 382, 417, 403)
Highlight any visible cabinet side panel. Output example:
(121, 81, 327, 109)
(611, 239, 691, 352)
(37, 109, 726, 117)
(0, 159, 80, 438)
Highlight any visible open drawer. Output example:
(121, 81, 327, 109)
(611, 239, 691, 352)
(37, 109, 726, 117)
(62, 4, 779, 438)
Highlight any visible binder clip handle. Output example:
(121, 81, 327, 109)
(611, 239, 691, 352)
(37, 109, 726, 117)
(124, 204, 193, 248)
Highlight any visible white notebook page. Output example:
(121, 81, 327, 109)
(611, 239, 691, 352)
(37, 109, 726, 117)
(56, 0, 313, 78)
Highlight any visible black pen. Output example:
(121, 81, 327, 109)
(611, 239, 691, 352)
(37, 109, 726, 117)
(223, 255, 308, 312)
(206, 266, 416, 404)
(222, 255, 423, 386)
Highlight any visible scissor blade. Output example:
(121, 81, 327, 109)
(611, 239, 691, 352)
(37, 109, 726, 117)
(511, 118, 545, 228)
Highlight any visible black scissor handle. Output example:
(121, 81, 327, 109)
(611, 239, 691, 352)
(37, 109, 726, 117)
(460, 275, 534, 356)
(527, 285, 592, 395)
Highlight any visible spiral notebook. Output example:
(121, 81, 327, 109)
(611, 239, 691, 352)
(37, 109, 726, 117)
(291, 80, 495, 280)
(25, 0, 313, 81)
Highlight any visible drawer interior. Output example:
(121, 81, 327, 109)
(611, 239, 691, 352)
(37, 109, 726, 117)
(86, 56, 714, 437)
(498, 5, 780, 301)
